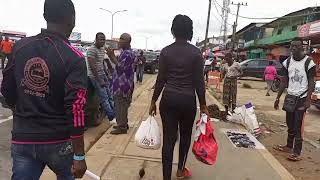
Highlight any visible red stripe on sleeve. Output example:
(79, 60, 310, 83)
(72, 89, 87, 127)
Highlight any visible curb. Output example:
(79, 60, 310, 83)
(206, 90, 296, 180)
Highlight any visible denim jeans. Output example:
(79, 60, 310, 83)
(89, 76, 115, 120)
(136, 65, 144, 83)
(11, 141, 74, 180)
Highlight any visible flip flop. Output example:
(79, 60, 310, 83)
(177, 167, 192, 179)
(273, 145, 292, 153)
(287, 154, 302, 161)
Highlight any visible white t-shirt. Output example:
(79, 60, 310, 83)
(282, 56, 316, 98)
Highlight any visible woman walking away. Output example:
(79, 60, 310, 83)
(264, 61, 277, 96)
(221, 52, 242, 112)
(149, 14, 209, 180)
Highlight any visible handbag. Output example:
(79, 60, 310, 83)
(282, 90, 308, 112)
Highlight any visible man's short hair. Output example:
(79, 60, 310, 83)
(44, 0, 75, 24)
(96, 32, 105, 40)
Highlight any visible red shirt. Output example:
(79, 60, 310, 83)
(1, 40, 13, 54)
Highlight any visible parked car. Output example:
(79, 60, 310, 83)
(144, 51, 158, 74)
(311, 80, 320, 110)
(240, 59, 284, 79)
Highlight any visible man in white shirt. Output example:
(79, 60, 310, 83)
(274, 38, 316, 161)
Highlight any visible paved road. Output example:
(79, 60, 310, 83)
(0, 115, 13, 179)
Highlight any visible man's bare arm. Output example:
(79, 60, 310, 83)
(276, 75, 288, 100)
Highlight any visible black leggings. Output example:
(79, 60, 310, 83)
(160, 91, 196, 180)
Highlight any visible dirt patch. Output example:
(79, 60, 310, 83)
(257, 113, 320, 180)
(211, 80, 320, 180)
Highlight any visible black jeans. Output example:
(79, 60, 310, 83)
(160, 90, 196, 180)
(285, 98, 306, 155)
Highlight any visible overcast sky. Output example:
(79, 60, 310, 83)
(0, 0, 318, 49)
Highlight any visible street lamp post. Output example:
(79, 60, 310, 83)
(99, 8, 127, 39)
(145, 36, 152, 51)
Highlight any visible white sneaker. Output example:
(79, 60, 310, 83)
(110, 118, 117, 125)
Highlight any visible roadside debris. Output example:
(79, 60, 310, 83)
(208, 104, 227, 121)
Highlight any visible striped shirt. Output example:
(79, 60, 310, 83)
(86, 45, 106, 77)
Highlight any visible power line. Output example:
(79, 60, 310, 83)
(212, 0, 222, 17)
(213, 0, 320, 20)
(212, 0, 233, 26)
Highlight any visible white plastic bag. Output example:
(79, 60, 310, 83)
(135, 116, 161, 149)
(244, 103, 261, 136)
(194, 114, 208, 141)
(226, 103, 261, 137)
(226, 106, 246, 124)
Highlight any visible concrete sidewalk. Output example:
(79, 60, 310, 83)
(78, 78, 295, 180)
(43, 75, 295, 180)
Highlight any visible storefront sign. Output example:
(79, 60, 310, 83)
(298, 20, 320, 37)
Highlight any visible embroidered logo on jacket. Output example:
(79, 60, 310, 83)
(22, 57, 50, 97)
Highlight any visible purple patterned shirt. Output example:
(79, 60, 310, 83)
(112, 49, 136, 97)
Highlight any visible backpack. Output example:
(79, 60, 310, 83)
(286, 56, 312, 74)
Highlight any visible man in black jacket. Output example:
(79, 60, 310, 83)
(1, 0, 87, 179)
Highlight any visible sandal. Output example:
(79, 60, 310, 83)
(273, 145, 292, 153)
(177, 167, 192, 179)
(287, 154, 302, 161)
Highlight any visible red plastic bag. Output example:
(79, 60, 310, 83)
(192, 114, 218, 165)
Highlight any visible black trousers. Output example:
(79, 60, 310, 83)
(286, 110, 306, 155)
(160, 90, 196, 180)
(285, 98, 306, 155)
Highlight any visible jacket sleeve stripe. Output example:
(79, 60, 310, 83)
(63, 41, 84, 58)
(72, 89, 87, 127)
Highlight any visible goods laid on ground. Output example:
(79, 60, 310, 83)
(226, 131, 255, 148)
(135, 116, 161, 150)
(223, 129, 266, 150)
(192, 114, 218, 165)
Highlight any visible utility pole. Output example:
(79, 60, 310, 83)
(204, 0, 212, 53)
(231, 2, 247, 50)
(145, 36, 152, 51)
(219, 0, 230, 45)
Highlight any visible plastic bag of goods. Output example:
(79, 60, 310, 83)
(244, 103, 261, 136)
(135, 116, 161, 150)
(192, 114, 218, 165)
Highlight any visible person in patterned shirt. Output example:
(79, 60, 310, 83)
(107, 33, 136, 135)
